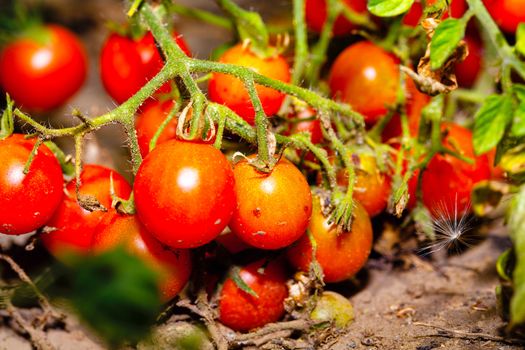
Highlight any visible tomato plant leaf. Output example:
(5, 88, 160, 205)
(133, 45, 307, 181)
(473, 94, 513, 155)
(0, 94, 14, 140)
(516, 23, 525, 57)
(231, 266, 258, 298)
(430, 18, 466, 70)
(511, 102, 525, 137)
(367, 0, 414, 17)
(509, 185, 525, 328)
(497, 249, 512, 282)
(44, 141, 75, 177)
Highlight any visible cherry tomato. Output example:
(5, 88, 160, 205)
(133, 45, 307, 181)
(328, 41, 401, 125)
(287, 197, 373, 283)
(92, 214, 192, 301)
(134, 140, 235, 249)
(229, 157, 312, 250)
(421, 123, 491, 217)
(336, 153, 391, 217)
(287, 107, 323, 145)
(100, 31, 190, 104)
(455, 35, 483, 88)
(305, 0, 368, 36)
(381, 77, 430, 142)
(208, 44, 291, 124)
(0, 24, 87, 111)
(135, 100, 178, 157)
(483, 0, 525, 34)
(219, 259, 289, 332)
(403, 0, 467, 27)
(42, 165, 131, 258)
(0, 135, 63, 235)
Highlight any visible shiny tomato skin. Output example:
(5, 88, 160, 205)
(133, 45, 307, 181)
(135, 100, 178, 157)
(287, 198, 373, 283)
(92, 214, 192, 301)
(455, 35, 483, 88)
(42, 165, 131, 258)
(219, 259, 289, 332)
(0, 25, 87, 111)
(100, 31, 190, 104)
(229, 157, 312, 250)
(483, 0, 525, 34)
(336, 153, 391, 217)
(328, 41, 400, 125)
(403, 0, 467, 27)
(0, 135, 63, 235)
(305, 0, 368, 36)
(421, 123, 491, 217)
(208, 44, 291, 124)
(134, 140, 236, 249)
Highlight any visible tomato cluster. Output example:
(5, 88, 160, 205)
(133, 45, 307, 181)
(0, 0, 516, 335)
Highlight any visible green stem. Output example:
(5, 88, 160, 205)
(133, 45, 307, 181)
(291, 0, 308, 85)
(168, 3, 234, 30)
(292, 134, 337, 190)
(339, 0, 377, 31)
(150, 102, 180, 152)
(467, 0, 525, 80)
(23, 137, 43, 174)
(245, 77, 271, 165)
(305, 0, 339, 85)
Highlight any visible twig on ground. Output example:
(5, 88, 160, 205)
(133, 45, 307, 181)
(6, 303, 55, 350)
(413, 322, 525, 345)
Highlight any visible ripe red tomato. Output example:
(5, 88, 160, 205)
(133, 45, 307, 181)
(328, 41, 401, 125)
(483, 0, 525, 34)
(135, 100, 178, 157)
(336, 153, 391, 217)
(421, 123, 491, 217)
(403, 0, 467, 27)
(229, 157, 312, 250)
(287, 197, 373, 283)
(134, 140, 235, 249)
(0, 135, 63, 235)
(305, 0, 368, 36)
(0, 24, 87, 111)
(218, 259, 289, 331)
(287, 107, 323, 145)
(42, 165, 131, 258)
(381, 77, 430, 142)
(100, 31, 190, 104)
(92, 214, 192, 301)
(455, 35, 483, 88)
(208, 44, 291, 124)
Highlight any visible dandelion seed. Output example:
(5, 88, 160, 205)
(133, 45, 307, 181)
(418, 194, 477, 256)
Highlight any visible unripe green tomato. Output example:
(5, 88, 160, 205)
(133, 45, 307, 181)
(310, 291, 354, 328)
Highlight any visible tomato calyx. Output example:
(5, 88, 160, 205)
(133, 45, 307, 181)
(0, 95, 15, 140)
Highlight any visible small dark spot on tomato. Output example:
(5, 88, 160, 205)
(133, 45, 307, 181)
(253, 207, 262, 218)
(304, 206, 309, 213)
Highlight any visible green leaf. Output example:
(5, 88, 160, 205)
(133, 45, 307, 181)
(473, 94, 513, 155)
(230, 266, 258, 298)
(63, 248, 162, 347)
(514, 84, 525, 102)
(367, 0, 414, 17)
(430, 18, 466, 70)
(497, 249, 512, 282)
(511, 102, 525, 137)
(516, 23, 525, 56)
(217, 0, 269, 56)
(509, 185, 525, 327)
(0, 94, 15, 140)
(44, 141, 74, 177)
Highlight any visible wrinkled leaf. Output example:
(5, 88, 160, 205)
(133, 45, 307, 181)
(367, 0, 414, 17)
(430, 18, 466, 70)
(516, 23, 525, 57)
(473, 94, 513, 155)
